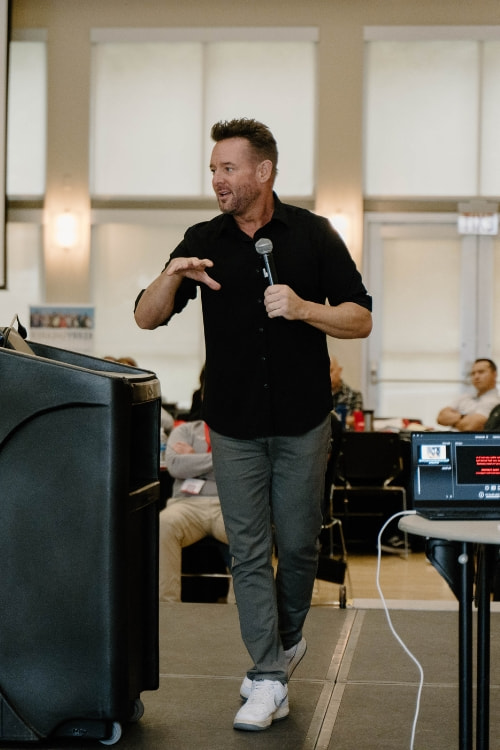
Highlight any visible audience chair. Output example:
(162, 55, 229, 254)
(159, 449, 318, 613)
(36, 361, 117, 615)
(330, 431, 409, 556)
(318, 502, 350, 608)
(484, 404, 500, 431)
(315, 412, 351, 607)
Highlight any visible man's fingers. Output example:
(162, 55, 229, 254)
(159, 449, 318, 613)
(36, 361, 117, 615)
(166, 257, 221, 291)
(167, 257, 213, 275)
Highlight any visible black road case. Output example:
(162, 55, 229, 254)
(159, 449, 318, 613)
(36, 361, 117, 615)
(0, 341, 161, 744)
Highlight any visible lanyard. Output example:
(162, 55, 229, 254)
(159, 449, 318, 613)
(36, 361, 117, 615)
(204, 422, 212, 453)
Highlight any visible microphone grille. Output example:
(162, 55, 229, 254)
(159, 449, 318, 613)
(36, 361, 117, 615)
(255, 238, 273, 256)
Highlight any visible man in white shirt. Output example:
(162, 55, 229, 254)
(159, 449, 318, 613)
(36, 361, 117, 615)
(437, 358, 500, 431)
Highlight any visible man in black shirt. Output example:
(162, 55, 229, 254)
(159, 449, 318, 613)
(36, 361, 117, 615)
(135, 118, 372, 731)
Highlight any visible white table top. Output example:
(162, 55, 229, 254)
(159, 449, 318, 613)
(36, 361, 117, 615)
(399, 513, 500, 545)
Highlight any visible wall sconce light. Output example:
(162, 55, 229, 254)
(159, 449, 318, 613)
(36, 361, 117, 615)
(329, 212, 352, 247)
(54, 211, 79, 249)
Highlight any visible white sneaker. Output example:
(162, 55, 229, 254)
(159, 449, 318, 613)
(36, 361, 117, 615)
(239, 637, 307, 700)
(233, 679, 289, 731)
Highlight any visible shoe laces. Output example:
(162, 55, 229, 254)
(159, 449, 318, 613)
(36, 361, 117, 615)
(248, 680, 284, 707)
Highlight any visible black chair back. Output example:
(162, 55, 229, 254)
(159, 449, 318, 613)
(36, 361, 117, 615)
(336, 431, 403, 487)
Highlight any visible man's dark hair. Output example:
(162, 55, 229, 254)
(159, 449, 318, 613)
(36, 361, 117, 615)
(210, 118, 278, 179)
(474, 357, 497, 373)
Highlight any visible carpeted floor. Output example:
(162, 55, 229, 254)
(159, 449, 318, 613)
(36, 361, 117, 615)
(17, 602, 500, 750)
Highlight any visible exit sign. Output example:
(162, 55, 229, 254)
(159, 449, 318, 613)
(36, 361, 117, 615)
(458, 212, 498, 236)
(458, 201, 499, 236)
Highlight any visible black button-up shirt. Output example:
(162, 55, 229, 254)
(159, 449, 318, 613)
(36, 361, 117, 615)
(162, 195, 372, 439)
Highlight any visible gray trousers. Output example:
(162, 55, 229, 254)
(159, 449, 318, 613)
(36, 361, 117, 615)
(210, 416, 330, 683)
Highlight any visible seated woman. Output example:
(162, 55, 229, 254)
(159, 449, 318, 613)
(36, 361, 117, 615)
(159, 418, 230, 602)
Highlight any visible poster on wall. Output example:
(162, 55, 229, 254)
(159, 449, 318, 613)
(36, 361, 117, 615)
(29, 305, 94, 354)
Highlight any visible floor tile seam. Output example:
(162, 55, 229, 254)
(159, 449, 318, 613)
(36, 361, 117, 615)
(287, 677, 346, 687)
(300, 609, 364, 750)
(157, 672, 342, 685)
(343, 679, 459, 688)
(353, 599, 460, 611)
(355, 599, 500, 612)
(263, 675, 500, 688)
(158, 672, 245, 680)
(335, 608, 366, 684)
(301, 682, 346, 750)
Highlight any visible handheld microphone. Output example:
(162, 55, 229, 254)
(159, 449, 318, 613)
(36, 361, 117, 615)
(255, 238, 278, 286)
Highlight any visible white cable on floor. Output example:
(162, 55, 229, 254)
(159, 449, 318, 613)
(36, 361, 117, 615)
(376, 509, 423, 750)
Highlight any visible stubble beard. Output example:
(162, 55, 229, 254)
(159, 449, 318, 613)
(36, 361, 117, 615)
(217, 184, 260, 216)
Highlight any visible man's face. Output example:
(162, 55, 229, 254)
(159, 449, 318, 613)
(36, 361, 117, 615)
(470, 360, 497, 395)
(210, 137, 262, 216)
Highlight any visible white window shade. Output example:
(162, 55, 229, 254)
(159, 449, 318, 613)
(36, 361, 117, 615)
(203, 42, 315, 196)
(91, 43, 204, 196)
(364, 40, 479, 197)
(7, 41, 46, 197)
(480, 42, 500, 196)
(90, 37, 316, 198)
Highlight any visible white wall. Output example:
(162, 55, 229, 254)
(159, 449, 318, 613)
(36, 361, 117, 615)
(90, 215, 210, 407)
(0, 223, 43, 327)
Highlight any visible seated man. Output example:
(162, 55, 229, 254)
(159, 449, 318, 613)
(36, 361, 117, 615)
(432, 360, 500, 599)
(159, 418, 230, 602)
(437, 358, 500, 431)
(330, 356, 363, 426)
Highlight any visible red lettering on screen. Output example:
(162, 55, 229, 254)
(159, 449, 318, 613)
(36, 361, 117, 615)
(475, 455, 500, 476)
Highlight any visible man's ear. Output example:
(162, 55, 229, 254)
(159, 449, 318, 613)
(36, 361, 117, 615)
(257, 160, 273, 183)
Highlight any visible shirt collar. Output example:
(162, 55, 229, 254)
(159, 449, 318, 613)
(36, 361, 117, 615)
(216, 192, 289, 237)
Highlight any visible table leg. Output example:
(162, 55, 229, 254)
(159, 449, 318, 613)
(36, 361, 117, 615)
(476, 544, 492, 750)
(458, 541, 473, 750)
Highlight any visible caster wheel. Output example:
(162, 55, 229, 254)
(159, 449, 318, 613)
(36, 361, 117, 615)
(339, 585, 347, 609)
(129, 698, 145, 723)
(100, 721, 122, 746)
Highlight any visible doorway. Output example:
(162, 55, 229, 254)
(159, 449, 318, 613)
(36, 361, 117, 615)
(362, 213, 497, 427)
